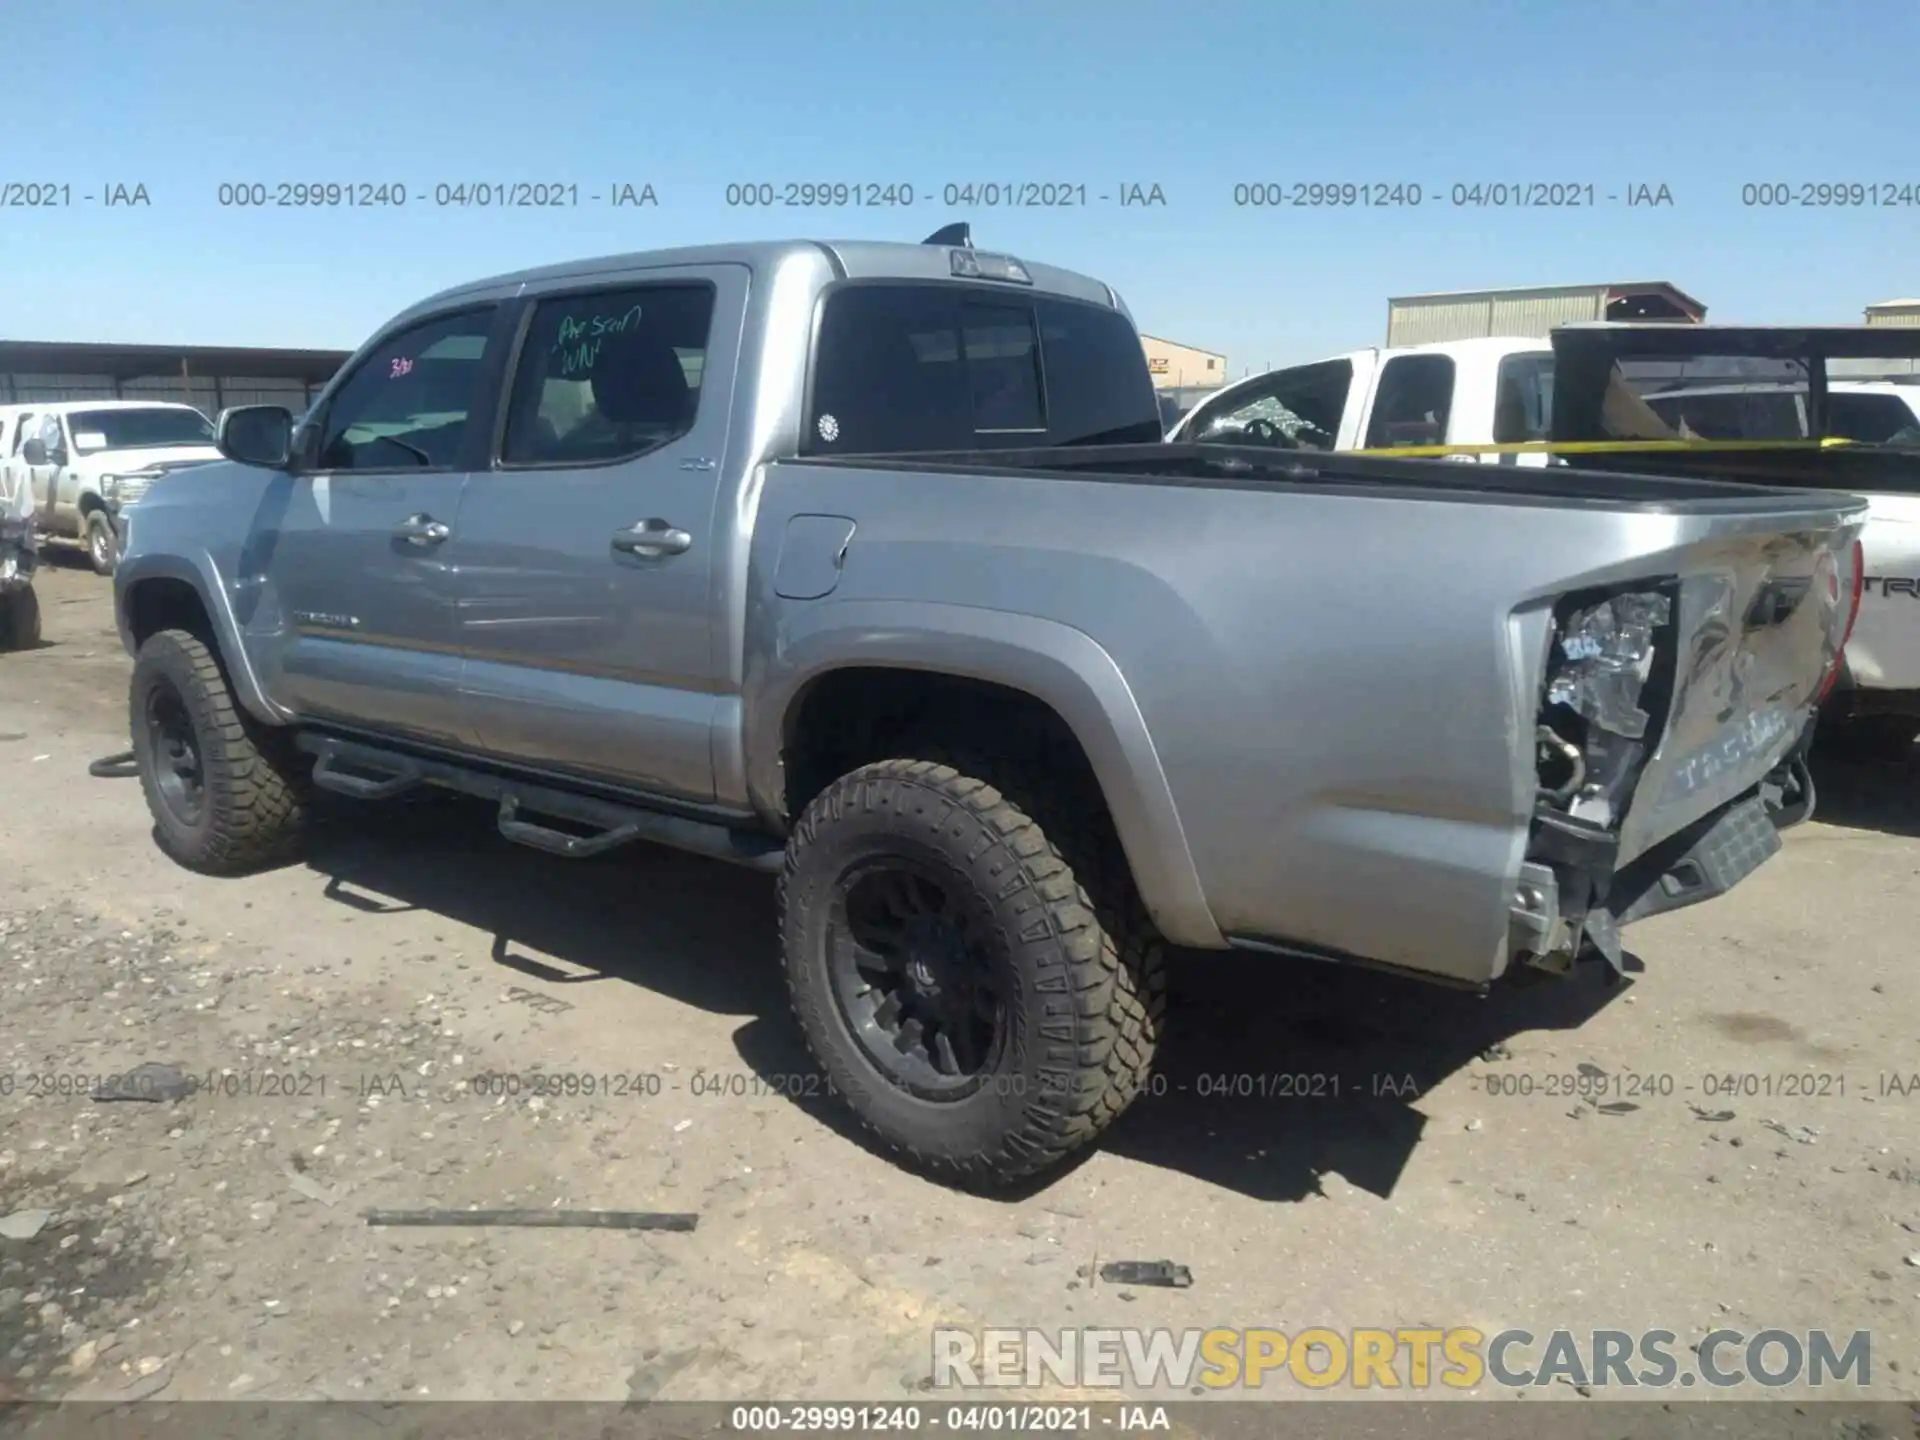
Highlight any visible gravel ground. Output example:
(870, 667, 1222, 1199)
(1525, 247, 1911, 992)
(1, 561, 1917, 1413)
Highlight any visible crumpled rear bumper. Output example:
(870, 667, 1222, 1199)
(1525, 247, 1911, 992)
(1509, 718, 1814, 976)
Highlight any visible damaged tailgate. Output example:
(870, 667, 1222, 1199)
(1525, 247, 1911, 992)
(1520, 507, 1863, 973)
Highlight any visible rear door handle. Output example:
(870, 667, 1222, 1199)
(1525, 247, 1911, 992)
(394, 513, 450, 546)
(612, 519, 691, 557)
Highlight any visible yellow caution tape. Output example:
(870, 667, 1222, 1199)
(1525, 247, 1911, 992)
(1351, 438, 1860, 458)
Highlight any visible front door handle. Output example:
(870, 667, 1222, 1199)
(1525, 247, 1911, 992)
(394, 513, 451, 546)
(611, 518, 691, 557)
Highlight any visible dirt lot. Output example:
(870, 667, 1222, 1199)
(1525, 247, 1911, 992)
(2, 560, 1918, 1409)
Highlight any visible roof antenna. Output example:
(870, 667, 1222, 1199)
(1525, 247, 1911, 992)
(921, 222, 972, 248)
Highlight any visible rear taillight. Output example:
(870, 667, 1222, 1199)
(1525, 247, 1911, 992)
(1814, 538, 1865, 704)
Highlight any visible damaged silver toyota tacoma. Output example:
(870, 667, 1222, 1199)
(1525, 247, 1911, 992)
(112, 228, 1866, 1185)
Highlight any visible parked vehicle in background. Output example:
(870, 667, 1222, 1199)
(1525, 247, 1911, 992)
(1637, 379, 1920, 446)
(0, 411, 39, 649)
(1165, 336, 1558, 462)
(1174, 327, 1920, 764)
(1546, 324, 1920, 762)
(115, 231, 1862, 1185)
(0, 401, 222, 574)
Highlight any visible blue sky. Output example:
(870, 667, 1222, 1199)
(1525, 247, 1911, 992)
(5, 0, 1918, 371)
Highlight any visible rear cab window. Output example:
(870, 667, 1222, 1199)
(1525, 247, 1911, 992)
(1364, 354, 1456, 448)
(802, 283, 1160, 455)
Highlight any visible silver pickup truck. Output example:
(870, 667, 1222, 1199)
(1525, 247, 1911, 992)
(114, 230, 1865, 1185)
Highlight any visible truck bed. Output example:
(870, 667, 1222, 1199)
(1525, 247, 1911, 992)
(1540, 443, 1920, 497)
(752, 445, 1865, 985)
(800, 441, 1872, 511)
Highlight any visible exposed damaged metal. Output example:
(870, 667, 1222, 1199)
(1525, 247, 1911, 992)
(1510, 555, 1847, 983)
(1547, 591, 1672, 741)
(1515, 583, 1707, 979)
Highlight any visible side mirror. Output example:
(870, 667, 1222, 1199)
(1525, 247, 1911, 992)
(216, 405, 295, 469)
(20, 439, 47, 467)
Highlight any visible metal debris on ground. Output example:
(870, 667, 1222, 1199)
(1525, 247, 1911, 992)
(1097, 1260, 1192, 1289)
(363, 1208, 699, 1231)
(1761, 1119, 1819, 1145)
(93, 1062, 192, 1103)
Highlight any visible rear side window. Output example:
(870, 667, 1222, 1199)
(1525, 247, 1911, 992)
(1492, 353, 1554, 443)
(501, 284, 715, 466)
(1365, 354, 1455, 447)
(803, 284, 1159, 455)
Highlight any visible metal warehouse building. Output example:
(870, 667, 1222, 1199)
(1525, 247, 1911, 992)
(1139, 333, 1228, 391)
(0, 341, 350, 415)
(1865, 298, 1920, 327)
(1385, 282, 1707, 346)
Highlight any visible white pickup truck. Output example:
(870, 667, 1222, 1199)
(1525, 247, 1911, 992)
(0, 401, 222, 574)
(1170, 329, 1920, 759)
(1166, 335, 1560, 458)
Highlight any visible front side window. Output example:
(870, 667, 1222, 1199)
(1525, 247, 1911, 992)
(64, 407, 214, 453)
(1185, 359, 1352, 450)
(1364, 354, 1455, 448)
(501, 284, 715, 465)
(316, 307, 496, 471)
(8, 414, 34, 454)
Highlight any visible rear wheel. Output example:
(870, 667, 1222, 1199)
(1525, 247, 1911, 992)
(87, 511, 118, 575)
(130, 628, 310, 873)
(780, 753, 1166, 1187)
(0, 586, 39, 650)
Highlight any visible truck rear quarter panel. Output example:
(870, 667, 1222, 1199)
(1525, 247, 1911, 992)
(744, 463, 1855, 984)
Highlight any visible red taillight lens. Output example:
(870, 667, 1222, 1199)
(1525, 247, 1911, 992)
(1814, 538, 1865, 704)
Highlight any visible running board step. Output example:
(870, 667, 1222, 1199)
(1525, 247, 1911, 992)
(295, 735, 783, 871)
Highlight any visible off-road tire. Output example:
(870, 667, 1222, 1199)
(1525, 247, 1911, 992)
(130, 628, 310, 874)
(0, 586, 39, 650)
(86, 512, 118, 576)
(780, 753, 1167, 1187)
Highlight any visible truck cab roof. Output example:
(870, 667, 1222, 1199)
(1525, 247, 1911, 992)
(0, 399, 207, 417)
(405, 237, 1128, 321)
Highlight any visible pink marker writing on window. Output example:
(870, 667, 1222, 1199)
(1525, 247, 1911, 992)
(390, 357, 414, 378)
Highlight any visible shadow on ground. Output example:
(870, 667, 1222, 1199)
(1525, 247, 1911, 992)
(304, 790, 1627, 1205)
(1804, 742, 1920, 838)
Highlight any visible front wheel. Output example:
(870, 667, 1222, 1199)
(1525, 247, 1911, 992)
(86, 511, 118, 575)
(780, 754, 1166, 1187)
(130, 628, 311, 874)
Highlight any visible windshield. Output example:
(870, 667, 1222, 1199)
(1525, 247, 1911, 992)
(66, 407, 215, 453)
